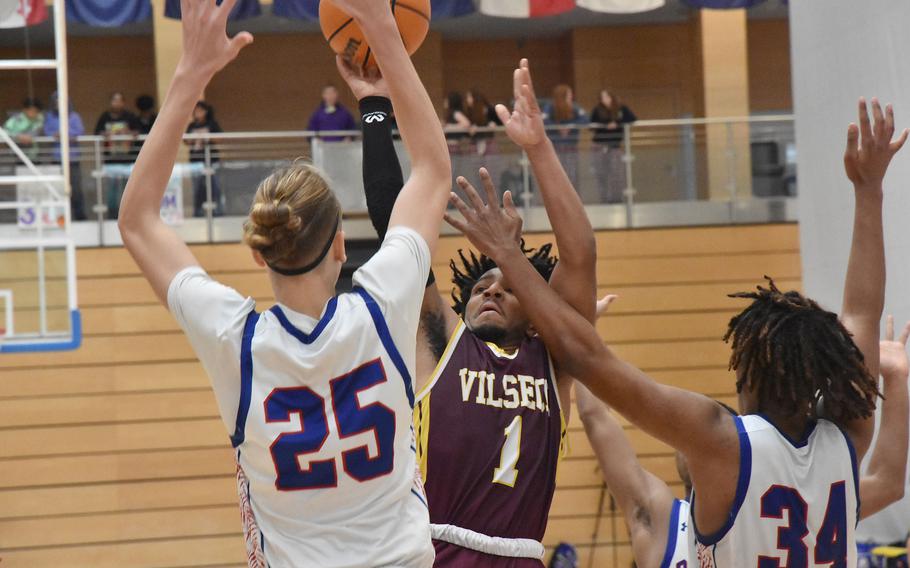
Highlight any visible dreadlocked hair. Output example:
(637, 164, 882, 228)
(724, 277, 880, 427)
(449, 240, 558, 316)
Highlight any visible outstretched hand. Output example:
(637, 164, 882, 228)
(496, 59, 547, 150)
(844, 98, 908, 190)
(336, 56, 389, 100)
(880, 315, 910, 380)
(444, 168, 523, 261)
(177, 0, 253, 82)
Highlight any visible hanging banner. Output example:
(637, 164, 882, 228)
(0, 0, 47, 28)
(430, 0, 475, 18)
(578, 0, 664, 13)
(67, 0, 151, 27)
(478, 0, 575, 18)
(272, 0, 319, 20)
(165, 0, 262, 21)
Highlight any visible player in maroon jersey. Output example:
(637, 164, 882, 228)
(338, 58, 596, 566)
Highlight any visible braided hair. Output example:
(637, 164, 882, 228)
(724, 278, 880, 426)
(449, 241, 558, 316)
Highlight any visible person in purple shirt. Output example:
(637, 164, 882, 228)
(307, 85, 356, 142)
(43, 92, 87, 221)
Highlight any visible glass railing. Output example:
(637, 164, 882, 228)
(0, 115, 796, 246)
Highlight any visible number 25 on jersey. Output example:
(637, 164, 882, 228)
(264, 359, 396, 490)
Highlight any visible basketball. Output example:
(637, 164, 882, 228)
(319, 0, 431, 70)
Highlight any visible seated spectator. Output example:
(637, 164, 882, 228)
(443, 91, 471, 145)
(185, 101, 223, 218)
(3, 97, 44, 162)
(307, 85, 355, 142)
(43, 92, 87, 221)
(95, 92, 139, 218)
(465, 89, 501, 155)
(590, 89, 636, 203)
(542, 84, 586, 190)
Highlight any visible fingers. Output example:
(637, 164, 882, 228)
(456, 176, 486, 211)
(448, 190, 474, 221)
(495, 103, 512, 125)
(512, 68, 522, 105)
(503, 189, 517, 213)
(872, 98, 886, 141)
(845, 123, 859, 160)
(218, 0, 239, 20)
(900, 321, 910, 346)
(443, 211, 469, 235)
(886, 103, 896, 138)
(519, 64, 540, 113)
(887, 314, 895, 341)
(479, 168, 498, 209)
(230, 32, 254, 56)
(892, 128, 909, 153)
(858, 97, 873, 147)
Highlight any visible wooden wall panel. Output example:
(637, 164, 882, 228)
(0, 222, 800, 567)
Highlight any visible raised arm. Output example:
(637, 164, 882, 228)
(336, 0, 450, 252)
(496, 59, 596, 321)
(841, 98, 908, 458)
(576, 383, 677, 567)
(118, 0, 252, 303)
(859, 316, 910, 519)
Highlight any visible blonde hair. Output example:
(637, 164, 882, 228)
(243, 163, 342, 272)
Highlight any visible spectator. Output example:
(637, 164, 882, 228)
(465, 89, 501, 154)
(95, 92, 139, 218)
(3, 97, 44, 162)
(133, 94, 157, 158)
(185, 101, 223, 218)
(542, 84, 586, 190)
(43, 92, 87, 221)
(443, 91, 471, 145)
(135, 94, 157, 135)
(307, 85, 356, 142)
(590, 89, 636, 203)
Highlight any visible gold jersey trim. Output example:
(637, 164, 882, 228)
(415, 319, 465, 402)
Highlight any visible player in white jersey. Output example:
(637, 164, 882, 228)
(117, 0, 451, 566)
(576, 299, 909, 568)
(445, 98, 906, 568)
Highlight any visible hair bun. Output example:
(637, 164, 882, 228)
(245, 201, 303, 251)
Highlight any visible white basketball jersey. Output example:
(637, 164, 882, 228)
(690, 414, 858, 568)
(660, 499, 690, 568)
(233, 289, 433, 568)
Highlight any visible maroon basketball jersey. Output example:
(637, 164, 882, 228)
(414, 320, 565, 560)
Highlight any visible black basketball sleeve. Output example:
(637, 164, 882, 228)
(360, 96, 436, 286)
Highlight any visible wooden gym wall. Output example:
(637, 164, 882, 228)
(0, 223, 801, 567)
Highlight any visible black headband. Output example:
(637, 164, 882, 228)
(266, 215, 340, 277)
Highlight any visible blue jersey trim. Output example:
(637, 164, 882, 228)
(231, 310, 261, 448)
(758, 412, 817, 448)
(840, 426, 861, 523)
(693, 414, 752, 546)
(269, 298, 338, 345)
(659, 499, 682, 568)
(353, 287, 415, 408)
(411, 488, 429, 509)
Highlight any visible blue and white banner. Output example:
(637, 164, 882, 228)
(67, 0, 150, 26)
(272, 0, 319, 21)
(165, 0, 262, 21)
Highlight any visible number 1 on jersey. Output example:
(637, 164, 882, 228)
(493, 415, 522, 487)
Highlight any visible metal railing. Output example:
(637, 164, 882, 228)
(0, 115, 797, 246)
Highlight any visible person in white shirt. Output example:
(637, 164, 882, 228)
(117, 1, 451, 566)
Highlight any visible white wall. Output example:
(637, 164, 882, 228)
(790, 0, 910, 541)
(791, 0, 910, 316)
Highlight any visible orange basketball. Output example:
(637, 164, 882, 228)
(319, 0, 431, 70)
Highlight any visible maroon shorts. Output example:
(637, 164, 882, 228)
(433, 541, 545, 568)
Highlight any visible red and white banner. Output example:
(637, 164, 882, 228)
(577, 0, 665, 13)
(0, 0, 47, 28)
(478, 0, 575, 18)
